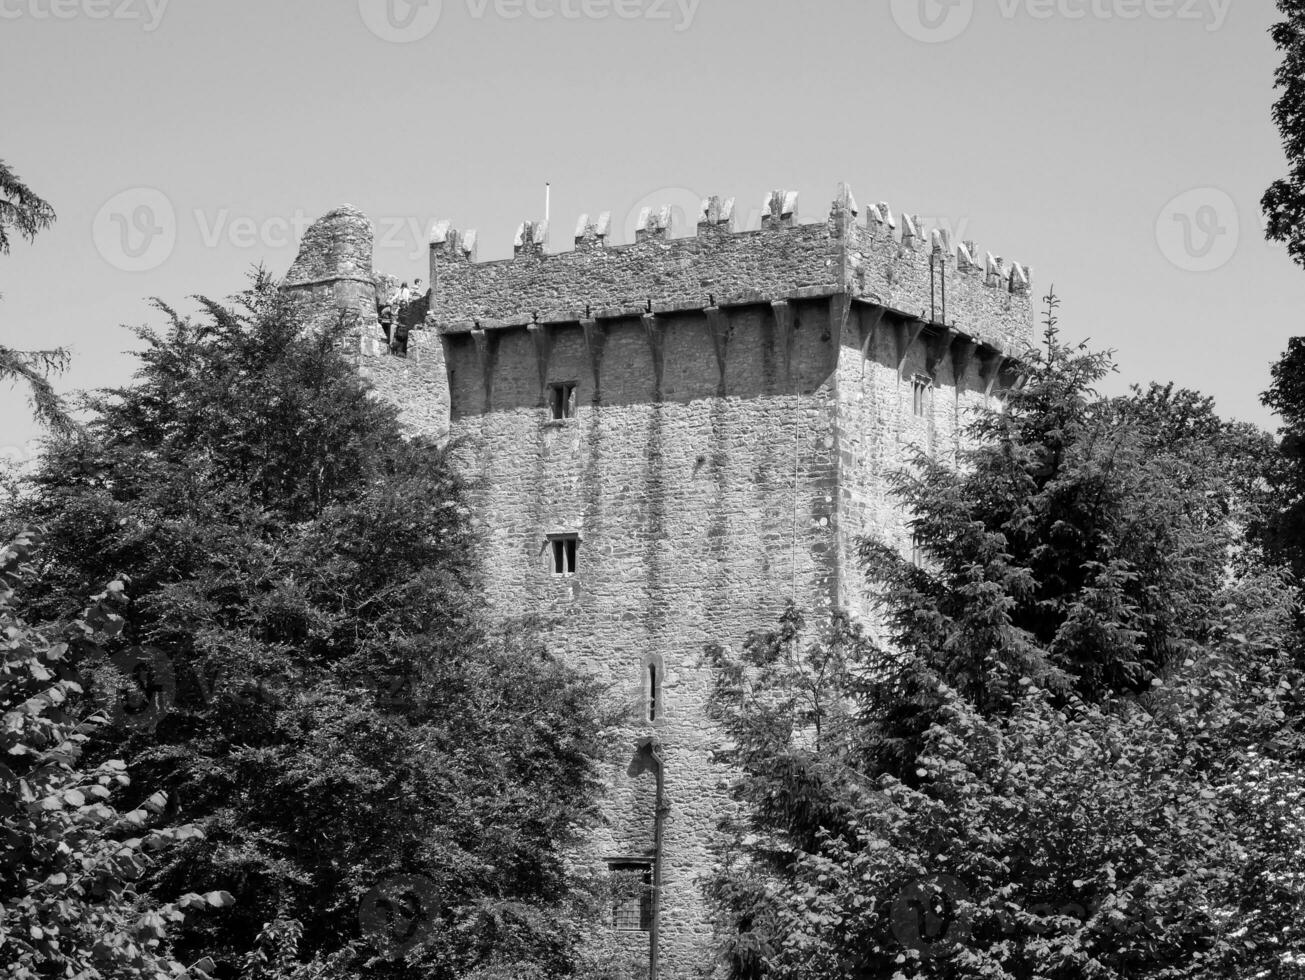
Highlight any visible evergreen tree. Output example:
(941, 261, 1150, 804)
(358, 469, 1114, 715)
(13, 275, 615, 979)
(0, 157, 73, 435)
(0, 158, 55, 256)
(704, 303, 1302, 978)
(1260, 338, 1305, 583)
(1263, 0, 1305, 269)
(854, 299, 1242, 780)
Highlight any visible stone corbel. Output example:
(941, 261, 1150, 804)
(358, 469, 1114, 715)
(470, 326, 495, 408)
(979, 350, 1008, 399)
(642, 313, 666, 399)
(894, 319, 927, 376)
(771, 300, 795, 384)
(950, 338, 978, 392)
(924, 329, 951, 381)
(580, 318, 607, 398)
(827, 292, 853, 347)
(526, 322, 553, 403)
(858, 306, 887, 363)
(705, 307, 730, 396)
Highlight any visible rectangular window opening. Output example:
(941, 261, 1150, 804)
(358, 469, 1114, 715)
(609, 862, 653, 933)
(550, 535, 579, 576)
(912, 376, 931, 417)
(648, 664, 658, 722)
(548, 382, 578, 420)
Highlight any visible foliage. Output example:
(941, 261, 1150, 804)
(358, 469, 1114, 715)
(1260, 337, 1305, 582)
(1263, 0, 1305, 269)
(0, 529, 232, 979)
(0, 346, 78, 438)
(705, 300, 1302, 977)
(707, 618, 1305, 979)
(12, 274, 614, 978)
(854, 301, 1244, 779)
(0, 158, 55, 255)
(0, 158, 75, 435)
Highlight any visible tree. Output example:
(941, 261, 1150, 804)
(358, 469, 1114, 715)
(0, 158, 55, 255)
(12, 274, 615, 978)
(704, 305, 1302, 977)
(0, 528, 232, 979)
(0, 346, 77, 438)
(1260, 338, 1305, 582)
(707, 623, 1305, 979)
(853, 302, 1243, 780)
(0, 157, 74, 435)
(1263, 1, 1305, 269)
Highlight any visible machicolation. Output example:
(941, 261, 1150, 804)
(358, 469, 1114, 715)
(284, 181, 1037, 980)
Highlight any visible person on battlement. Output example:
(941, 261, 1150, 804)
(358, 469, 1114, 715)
(392, 308, 409, 358)
(378, 302, 395, 352)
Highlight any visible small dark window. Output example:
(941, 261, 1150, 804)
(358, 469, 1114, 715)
(912, 377, 930, 417)
(609, 863, 653, 932)
(549, 382, 577, 420)
(648, 664, 658, 722)
(910, 531, 924, 567)
(550, 535, 579, 576)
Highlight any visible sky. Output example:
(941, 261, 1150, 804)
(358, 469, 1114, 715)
(1, 0, 1301, 467)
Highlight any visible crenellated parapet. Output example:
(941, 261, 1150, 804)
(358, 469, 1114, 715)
(427, 183, 1034, 353)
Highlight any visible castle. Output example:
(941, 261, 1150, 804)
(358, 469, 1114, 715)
(284, 185, 1035, 979)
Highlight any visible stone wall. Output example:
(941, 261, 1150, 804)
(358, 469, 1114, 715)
(428, 186, 1033, 353)
(829, 309, 999, 620)
(283, 205, 381, 330)
(367, 301, 846, 978)
(286, 187, 1038, 980)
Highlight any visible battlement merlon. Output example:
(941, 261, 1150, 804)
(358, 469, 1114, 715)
(426, 184, 1035, 353)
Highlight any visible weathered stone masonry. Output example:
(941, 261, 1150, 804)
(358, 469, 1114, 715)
(285, 185, 1035, 979)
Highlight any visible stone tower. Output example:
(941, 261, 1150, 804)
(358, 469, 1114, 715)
(285, 185, 1034, 979)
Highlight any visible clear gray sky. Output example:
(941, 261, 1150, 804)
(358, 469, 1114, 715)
(1, 0, 1299, 466)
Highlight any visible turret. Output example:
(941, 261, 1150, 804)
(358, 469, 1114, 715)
(283, 204, 380, 331)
